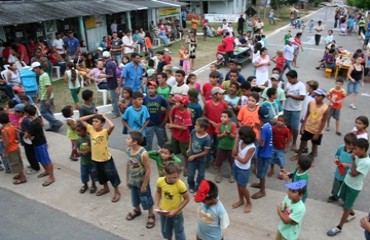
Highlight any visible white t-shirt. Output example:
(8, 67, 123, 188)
(166, 76, 176, 87)
(122, 36, 134, 54)
(170, 83, 189, 96)
(234, 141, 255, 170)
(352, 127, 369, 140)
(284, 81, 306, 111)
(52, 38, 65, 55)
(283, 45, 295, 61)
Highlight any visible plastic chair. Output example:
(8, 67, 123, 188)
(95, 82, 108, 105)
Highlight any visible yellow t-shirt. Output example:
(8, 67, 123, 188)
(87, 124, 111, 162)
(157, 177, 187, 211)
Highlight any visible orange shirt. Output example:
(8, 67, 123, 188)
(2, 124, 19, 152)
(191, 18, 198, 30)
(179, 49, 185, 61)
(145, 37, 152, 49)
(237, 106, 261, 139)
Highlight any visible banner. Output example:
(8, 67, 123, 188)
(159, 7, 180, 18)
(205, 14, 242, 23)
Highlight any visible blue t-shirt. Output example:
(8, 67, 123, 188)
(143, 94, 168, 127)
(334, 144, 352, 181)
(187, 102, 202, 128)
(225, 71, 245, 84)
(66, 37, 80, 56)
(122, 62, 144, 92)
(122, 105, 150, 136)
(20, 117, 31, 145)
(258, 122, 272, 158)
(189, 130, 211, 161)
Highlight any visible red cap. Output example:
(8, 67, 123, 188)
(194, 180, 210, 203)
(147, 81, 158, 88)
(13, 85, 25, 93)
(173, 95, 189, 106)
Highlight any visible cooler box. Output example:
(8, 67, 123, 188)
(20, 69, 38, 97)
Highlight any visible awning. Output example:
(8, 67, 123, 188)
(0, 0, 183, 26)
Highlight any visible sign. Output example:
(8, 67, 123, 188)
(205, 14, 242, 23)
(159, 7, 180, 18)
(85, 16, 96, 29)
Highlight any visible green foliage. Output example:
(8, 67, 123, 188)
(347, 0, 370, 9)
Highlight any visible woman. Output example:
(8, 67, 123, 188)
(99, 36, 108, 51)
(186, 31, 197, 70)
(49, 46, 66, 74)
(6, 62, 22, 86)
(254, 47, 270, 87)
(87, 61, 107, 90)
(347, 56, 364, 110)
(27, 39, 39, 58)
(64, 61, 81, 109)
(293, 32, 303, 67)
(38, 40, 49, 56)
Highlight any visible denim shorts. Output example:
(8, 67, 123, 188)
(160, 212, 186, 240)
(130, 184, 154, 210)
(270, 147, 285, 168)
(233, 163, 250, 186)
(347, 80, 361, 94)
(256, 157, 270, 179)
(34, 144, 52, 165)
(283, 110, 300, 130)
(80, 163, 97, 184)
(94, 157, 121, 188)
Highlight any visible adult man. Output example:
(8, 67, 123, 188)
(119, 53, 143, 92)
(101, 51, 120, 117)
(65, 31, 80, 61)
(110, 31, 124, 64)
(122, 30, 135, 55)
(268, 10, 275, 25)
(237, 15, 245, 35)
(31, 62, 63, 132)
(284, 70, 306, 151)
(52, 32, 65, 58)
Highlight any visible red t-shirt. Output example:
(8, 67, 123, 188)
(222, 36, 234, 52)
(202, 83, 223, 101)
(272, 125, 291, 149)
(275, 56, 286, 71)
(164, 55, 172, 64)
(17, 44, 30, 64)
(171, 107, 192, 142)
(328, 88, 346, 110)
(217, 44, 226, 56)
(204, 100, 228, 135)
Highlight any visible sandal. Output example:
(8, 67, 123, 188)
(42, 180, 55, 187)
(96, 188, 110, 196)
(37, 172, 49, 178)
(89, 185, 97, 194)
(111, 193, 121, 203)
(13, 179, 27, 185)
(13, 174, 20, 180)
(215, 174, 221, 183)
(79, 185, 88, 194)
(126, 209, 142, 221)
(146, 215, 156, 229)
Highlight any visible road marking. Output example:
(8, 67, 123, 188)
(361, 93, 370, 97)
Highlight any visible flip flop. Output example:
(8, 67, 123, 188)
(37, 172, 49, 178)
(126, 210, 142, 221)
(111, 193, 121, 203)
(79, 185, 88, 194)
(13, 179, 27, 185)
(96, 188, 110, 196)
(42, 180, 55, 187)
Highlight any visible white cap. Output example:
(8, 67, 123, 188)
(97, 47, 103, 51)
(31, 62, 41, 68)
(163, 48, 170, 52)
(102, 51, 110, 58)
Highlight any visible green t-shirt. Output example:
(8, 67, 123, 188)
(39, 72, 54, 100)
(344, 156, 370, 191)
(77, 136, 93, 165)
(216, 122, 236, 150)
(157, 85, 171, 100)
(148, 150, 182, 177)
(292, 169, 309, 199)
(278, 195, 306, 240)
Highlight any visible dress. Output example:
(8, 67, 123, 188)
(255, 55, 270, 86)
(189, 37, 197, 59)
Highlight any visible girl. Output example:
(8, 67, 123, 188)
(61, 105, 79, 161)
(120, 55, 131, 69)
(186, 73, 200, 91)
(247, 76, 264, 93)
(187, 89, 202, 131)
(118, 86, 133, 114)
(254, 47, 270, 88)
(352, 116, 369, 140)
(237, 92, 261, 140)
(178, 44, 186, 69)
(182, 48, 191, 74)
(271, 50, 286, 72)
(347, 56, 364, 110)
(224, 82, 240, 122)
(186, 31, 197, 70)
(144, 32, 153, 57)
(64, 62, 81, 109)
(231, 126, 256, 213)
(293, 32, 303, 67)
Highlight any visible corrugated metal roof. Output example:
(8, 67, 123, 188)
(0, 0, 183, 26)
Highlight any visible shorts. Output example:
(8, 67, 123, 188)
(130, 184, 154, 210)
(270, 147, 285, 168)
(328, 107, 341, 120)
(301, 130, 323, 145)
(339, 182, 360, 210)
(69, 87, 80, 103)
(347, 80, 361, 94)
(214, 148, 233, 168)
(171, 137, 188, 157)
(8, 149, 24, 174)
(233, 163, 250, 186)
(283, 110, 300, 130)
(34, 144, 52, 165)
(179, 60, 184, 67)
(94, 157, 121, 188)
(256, 157, 270, 179)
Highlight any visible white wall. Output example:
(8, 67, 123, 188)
(86, 15, 108, 51)
(208, 1, 234, 14)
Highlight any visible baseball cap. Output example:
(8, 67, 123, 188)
(14, 104, 25, 112)
(13, 85, 25, 93)
(31, 62, 41, 68)
(97, 47, 103, 51)
(173, 95, 189, 106)
(163, 48, 170, 52)
(270, 74, 280, 81)
(102, 51, 110, 58)
(314, 88, 327, 97)
(147, 81, 158, 88)
(284, 180, 307, 190)
(258, 106, 270, 123)
(211, 86, 225, 95)
(194, 180, 210, 203)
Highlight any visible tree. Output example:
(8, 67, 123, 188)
(347, 0, 370, 9)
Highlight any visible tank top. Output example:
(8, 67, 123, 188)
(9, 70, 21, 85)
(305, 102, 328, 134)
(127, 147, 147, 187)
(234, 141, 255, 170)
(66, 117, 79, 140)
(66, 70, 81, 89)
(350, 64, 363, 81)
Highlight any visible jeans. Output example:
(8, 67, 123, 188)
(24, 143, 40, 171)
(269, 17, 275, 25)
(111, 54, 122, 65)
(314, 34, 321, 45)
(160, 212, 186, 240)
(187, 158, 206, 191)
(80, 163, 97, 184)
(109, 89, 120, 117)
(145, 125, 165, 151)
(40, 99, 63, 130)
(281, 60, 292, 77)
(158, 33, 171, 46)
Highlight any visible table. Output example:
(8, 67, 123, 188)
(334, 64, 350, 80)
(233, 47, 251, 66)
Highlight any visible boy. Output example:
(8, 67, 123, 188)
(262, 74, 286, 106)
(326, 79, 346, 136)
(276, 180, 307, 240)
(122, 91, 150, 146)
(202, 71, 222, 101)
(0, 112, 27, 185)
(154, 162, 190, 239)
(75, 122, 97, 194)
(187, 89, 203, 131)
(222, 70, 240, 93)
(251, 107, 272, 199)
(268, 115, 291, 177)
(210, 63, 224, 83)
(156, 50, 166, 73)
(169, 70, 189, 103)
(195, 179, 230, 240)
(79, 89, 97, 125)
(327, 138, 370, 236)
(214, 110, 237, 183)
(224, 59, 246, 84)
(79, 113, 121, 202)
(187, 118, 211, 193)
(24, 105, 55, 187)
(148, 143, 182, 177)
(261, 87, 283, 121)
(239, 81, 252, 106)
(168, 95, 192, 176)
(327, 133, 357, 203)
(125, 131, 155, 229)
(143, 81, 169, 151)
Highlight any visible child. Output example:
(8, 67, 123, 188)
(168, 95, 192, 176)
(7, 100, 19, 127)
(280, 155, 312, 203)
(64, 61, 81, 109)
(194, 179, 230, 240)
(308, 19, 314, 33)
(261, 87, 283, 121)
(271, 50, 286, 73)
(214, 110, 237, 183)
(182, 48, 191, 74)
(169, 70, 190, 101)
(327, 133, 357, 203)
(0, 112, 27, 184)
(75, 122, 97, 194)
(247, 76, 264, 93)
(125, 131, 155, 229)
(24, 105, 55, 187)
(154, 162, 190, 239)
(187, 118, 211, 193)
(276, 180, 307, 240)
(326, 79, 346, 136)
(251, 107, 272, 199)
(224, 82, 241, 120)
(118, 86, 133, 113)
(61, 105, 79, 161)
(157, 73, 171, 100)
(144, 32, 153, 57)
(148, 143, 182, 177)
(262, 74, 286, 106)
(352, 116, 368, 140)
(268, 115, 291, 177)
(284, 30, 292, 45)
(186, 73, 201, 91)
(210, 63, 224, 83)
(222, 70, 239, 93)
(178, 44, 185, 69)
(239, 81, 252, 106)
(237, 92, 261, 140)
(202, 71, 222, 101)
(187, 89, 202, 131)
(232, 126, 256, 213)
(327, 138, 370, 236)
(79, 89, 97, 125)
(146, 59, 155, 77)
(79, 113, 121, 202)
(156, 50, 166, 73)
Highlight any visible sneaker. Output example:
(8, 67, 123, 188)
(327, 196, 337, 203)
(350, 104, 357, 110)
(327, 227, 341, 236)
(27, 169, 39, 175)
